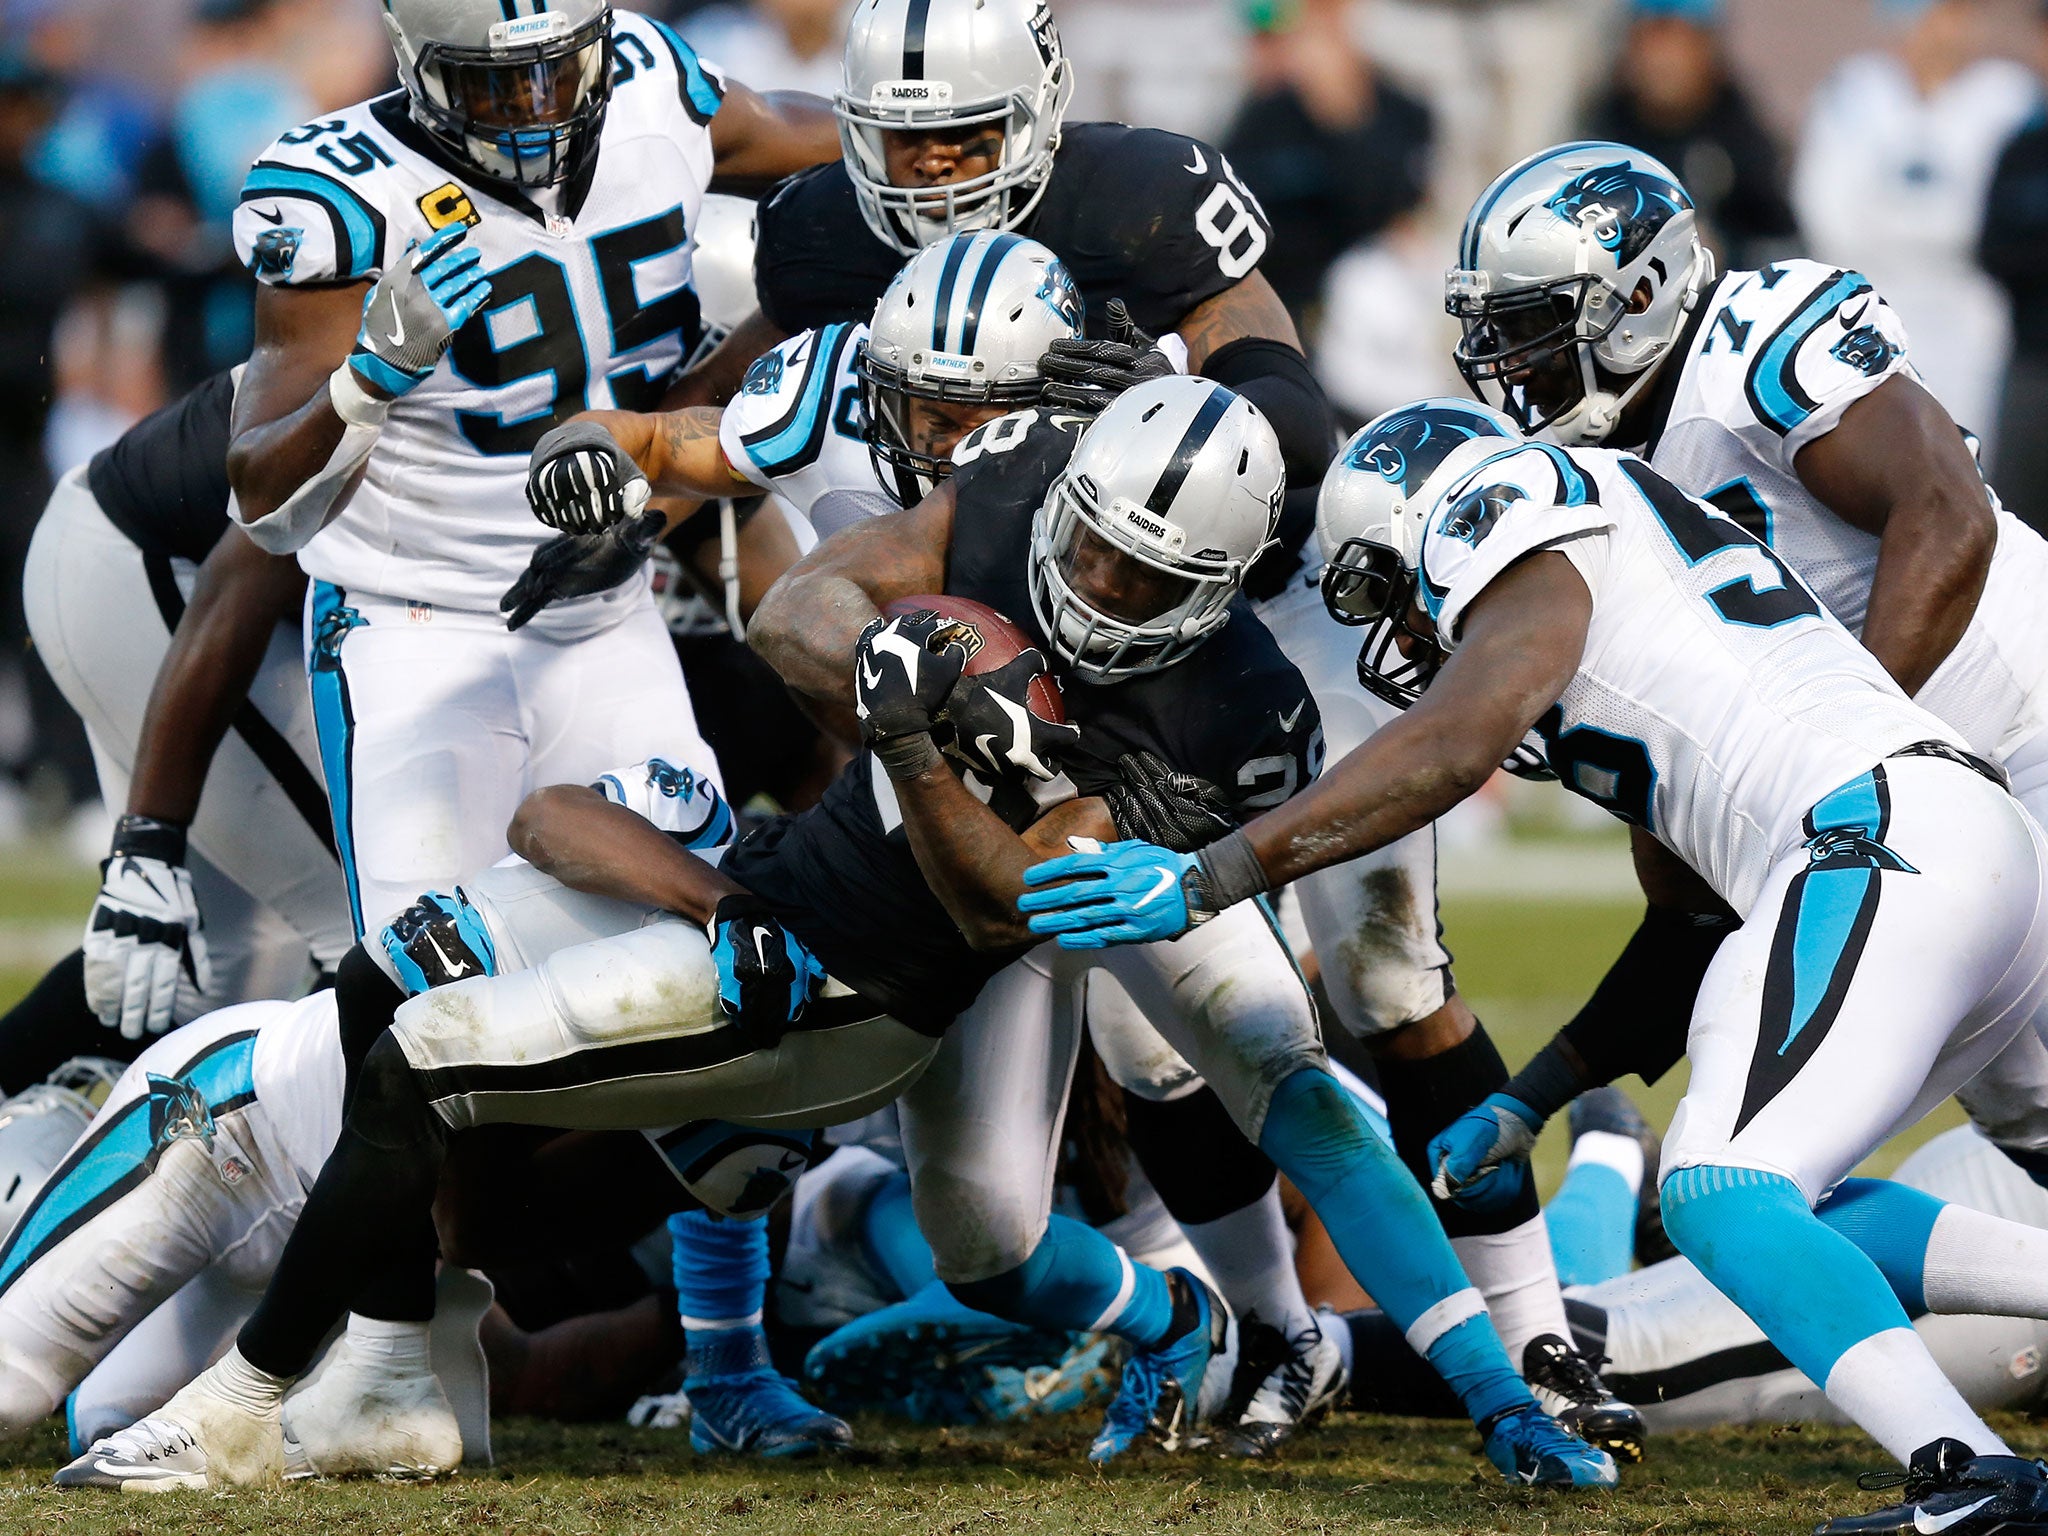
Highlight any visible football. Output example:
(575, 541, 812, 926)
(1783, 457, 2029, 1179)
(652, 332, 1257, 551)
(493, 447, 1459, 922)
(884, 594, 1067, 724)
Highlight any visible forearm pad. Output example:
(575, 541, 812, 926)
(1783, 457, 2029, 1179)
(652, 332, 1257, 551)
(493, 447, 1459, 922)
(233, 367, 386, 555)
(1200, 337, 1335, 492)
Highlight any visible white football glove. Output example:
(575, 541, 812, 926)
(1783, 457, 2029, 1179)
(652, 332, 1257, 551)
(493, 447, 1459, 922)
(82, 817, 211, 1040)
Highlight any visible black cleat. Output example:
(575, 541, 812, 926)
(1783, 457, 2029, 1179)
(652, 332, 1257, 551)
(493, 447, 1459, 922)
(1523, 1333, 1647, 1465)
(1818, 1438, 2048, 1534)
(1212, 1313, 1346, 1459)
(1569, 1085, 1671, 1265)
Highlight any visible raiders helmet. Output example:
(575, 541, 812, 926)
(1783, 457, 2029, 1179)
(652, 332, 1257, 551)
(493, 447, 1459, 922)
(383, 0, 614, 190)
(862, 230, 1084, 504)
(1448, 141, 1714, 444)
(1029, 376, 1283, 681)
(836, 0, 1075, 253)
(0, 1057, 123, 1245)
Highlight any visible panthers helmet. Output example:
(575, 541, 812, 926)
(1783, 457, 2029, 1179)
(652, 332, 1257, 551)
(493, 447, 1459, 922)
(384, 0, 614, 190)
(0, 1058, 122, 1245)
(1317, 399, 1516, 709)
(862, 230, 1083, 504)
(1448, 141, 1714, 444)
(1029, 376, 1283, 681)
(836, 0, 1075, 253)
(682, 194, 760, 374)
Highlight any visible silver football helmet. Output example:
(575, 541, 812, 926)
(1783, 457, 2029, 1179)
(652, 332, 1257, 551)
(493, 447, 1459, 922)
(384, 0, 614, 190)
(836, 0, 1075, 253)
(1448, 141, 1715, 444)
(862, 229, 1083, 504)
(0, 1058, 122, 1245)
(1317, 399, 1515, 709)
(682, 195, 762, 385)
(1029, 376, 1283, 681)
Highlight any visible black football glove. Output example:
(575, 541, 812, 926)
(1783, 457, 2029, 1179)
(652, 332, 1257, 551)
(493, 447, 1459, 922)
(500, 507, 666, 631)
(526, 419, 650, 534)
(708, 893, 824, 1045)
(854, 609, 973, 773)
(941, 649, 1080, 784)
(1103, 750, 1237, 852)
(1038, 299, 1177, 414)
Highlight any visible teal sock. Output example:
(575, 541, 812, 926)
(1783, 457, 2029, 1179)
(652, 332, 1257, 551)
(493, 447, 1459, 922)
(1546, 1163, 1639, 1287)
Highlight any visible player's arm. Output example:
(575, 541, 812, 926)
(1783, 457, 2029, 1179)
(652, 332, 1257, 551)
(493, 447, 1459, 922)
(552, 407, 754, 510)
(1793, 373, 1996, 696)
(510, 784, 744, 924)
(662, 310, 792, 411)
(706, 81, 839, 194)
(1176, 270, 1302, 370)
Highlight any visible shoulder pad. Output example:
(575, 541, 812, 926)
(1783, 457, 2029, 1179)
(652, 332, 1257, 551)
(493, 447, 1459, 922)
(234, 112, 401, 284)
(722, 322, 864, 484)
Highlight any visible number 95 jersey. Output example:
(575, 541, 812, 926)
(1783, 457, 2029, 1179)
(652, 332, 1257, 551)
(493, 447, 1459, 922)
(231, 14, 726, 637)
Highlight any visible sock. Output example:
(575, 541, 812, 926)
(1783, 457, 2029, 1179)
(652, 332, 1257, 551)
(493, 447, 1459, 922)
(1257, 1066, 1529, 1427)
(1662, 1164, 2002, 1459)
(202, 1346, 290, 1414)
(858, 1173, 936, 1300)
(1923, 1198, 2048, 1318)
(1324, 1308, 1354, 1380)
(671, 1209, 769, 1331)
(339, 1313, 433, 1374)
(1545, 1132, 1646, 1287)
(947, 1215, 1176, 1349)
(1815, 1178, 1942, 1314)
(1451, 1214, 1573, 1362)
(1179, 1184, 1315, 1337)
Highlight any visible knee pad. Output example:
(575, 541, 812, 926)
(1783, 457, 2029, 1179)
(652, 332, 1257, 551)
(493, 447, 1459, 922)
(1085, 978, 1202, 1102)
(1376, 1024, 1537, 1236)
(351, 1032, 446, 1157)
(1123, 1086, 1275, 1224)
(909, 1161, 1047, 1284)
(0, 1344, 60, 1437)
(1295, 860, 1451, 1037)
(647, 1121, 817, 1219)
(455, 860, 662, 974)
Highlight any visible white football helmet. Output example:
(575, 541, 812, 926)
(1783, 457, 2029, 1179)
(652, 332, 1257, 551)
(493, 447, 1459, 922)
(862, 229, 1084, 503)
(1029, 376, 1283, 681)
(0, 1057, 122, 1245)
(683, 193, 761, 374)
(836, 0, 1075, 253)
(1317, 399, 1515, 709)
(384, 0, 614, 189)
(1448, 141, 1715, 444)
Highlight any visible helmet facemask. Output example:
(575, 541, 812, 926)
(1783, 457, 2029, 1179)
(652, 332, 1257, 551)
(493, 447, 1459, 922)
(1447, 271, 1649, 443)
(405, 9, 613, 190)
(857, 342, 1039, 506)
(1320, 537, 1440, 709)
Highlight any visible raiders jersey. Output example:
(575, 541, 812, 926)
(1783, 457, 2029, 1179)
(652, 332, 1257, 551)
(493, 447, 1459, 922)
(1416, 440, 1949, 917)
(724, 411, 1320, 1032)
(1647, 260, 2048, 760)
(86, 368, 235, 565)
(754, 123, 1272, 339)
(230, 13, 725, 635)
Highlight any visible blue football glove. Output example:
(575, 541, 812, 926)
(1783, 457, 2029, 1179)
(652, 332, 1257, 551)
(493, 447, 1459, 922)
(708, 893, 825, 1043)
(1428, 1092, 1542, 1213)
(1017, 838, 1214, 949)
(380, 888, 499, 995)
(348, 223, 492, 400)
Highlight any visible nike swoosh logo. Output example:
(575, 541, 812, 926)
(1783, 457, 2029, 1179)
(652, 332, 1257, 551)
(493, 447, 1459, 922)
(1278, 700, 1305, 733)
(254, 205, 284, 225)
(1133, 869, 1176, 909)
(1916, 1497, 1994, 1534)
(859, 657, 885, 693)
(974, 731, 1000, 763)
(386, 302, 408, 348)
(423, 931, 470, 978)
(1185, 146, 1207, 175)
(1840, 298, 1871, 329)
(752, 925, 778, 958)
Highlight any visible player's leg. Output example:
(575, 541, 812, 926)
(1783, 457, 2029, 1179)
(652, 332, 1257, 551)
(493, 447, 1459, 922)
(1660, 760, 2048, 1483)
(1099, 900, 1614, 1486)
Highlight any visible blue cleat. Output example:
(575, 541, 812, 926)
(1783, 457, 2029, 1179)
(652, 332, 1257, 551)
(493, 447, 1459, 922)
(1479, 1402, 1620, 1489)
(974, 1334, 1125, 1421)
(685, 1327, 852, 1457)
(804, 1281, 1069, 1424)
(1089, 1269, 1238, 1464)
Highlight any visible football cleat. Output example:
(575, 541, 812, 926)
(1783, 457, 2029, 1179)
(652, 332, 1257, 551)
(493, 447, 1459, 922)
(55, 1352, 283, 1490)
(687, 1326, 852, 1456)
(803, 1280, 1069, 1424)
(1479, 1402, 1620, 1489)
(1213, 1314, 1347, 1458)
(1817, 1439, 2048, 1535)
(280, 1334, 462, 1480)
(1569, 1084, 1671, 1265)
(1523, 1332, 1647, 1464)
(974, 1334, 1125, 1421)
(1089, 1269, 1238, 1464)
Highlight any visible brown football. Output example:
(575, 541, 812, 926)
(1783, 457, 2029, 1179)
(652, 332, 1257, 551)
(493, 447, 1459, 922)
(884, 595, 1066, 723)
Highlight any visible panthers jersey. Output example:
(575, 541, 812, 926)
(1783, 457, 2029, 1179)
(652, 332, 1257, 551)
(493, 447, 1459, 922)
(230, 13, 726, 635)
(1648, 261, 2048, 759)
(724, 410, 1321, 1032)
(754, 123, 1272, 339)
(717, 321, 897, 538)
(1417, 440, 1951, 916)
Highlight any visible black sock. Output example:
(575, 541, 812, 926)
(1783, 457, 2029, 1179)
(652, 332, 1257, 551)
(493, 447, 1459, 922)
(1121, 1085, 1276, 1224)
(1377, 1022, 1540, 1239)
(0, 950, 143, 1094)
(238, 1032, 445, 1376)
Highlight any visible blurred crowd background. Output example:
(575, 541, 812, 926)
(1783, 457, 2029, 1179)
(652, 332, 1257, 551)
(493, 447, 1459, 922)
(2, 0, 2045, 846)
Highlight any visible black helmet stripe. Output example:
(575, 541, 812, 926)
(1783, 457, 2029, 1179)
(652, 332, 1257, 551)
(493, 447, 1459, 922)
(902, 0, 931, 78)
(930, 234, 974, 350)
(958, 232, 1025, 354)
(1145, 386, 1233, 516)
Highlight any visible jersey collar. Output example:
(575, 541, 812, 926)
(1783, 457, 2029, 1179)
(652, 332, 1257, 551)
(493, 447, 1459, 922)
(1626, 270, 1724, 458)
(370, 91, 601, 230)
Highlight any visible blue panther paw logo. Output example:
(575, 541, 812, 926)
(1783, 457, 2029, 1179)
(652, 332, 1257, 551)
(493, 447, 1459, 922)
(1830, 324, 1899, 377)
(1545, 163, 1687, 264)
(741, 352, 785, 396)
(1346, 403, 1506, 495)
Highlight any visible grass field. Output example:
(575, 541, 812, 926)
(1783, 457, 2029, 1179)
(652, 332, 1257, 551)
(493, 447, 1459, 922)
(0, 845, 1987, 1534)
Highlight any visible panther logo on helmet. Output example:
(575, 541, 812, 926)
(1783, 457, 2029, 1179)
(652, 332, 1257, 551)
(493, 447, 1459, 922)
(1345, 403, 1504, 493)
(1036, 259, 1084, 331)
(1544, 163, 1688, 265)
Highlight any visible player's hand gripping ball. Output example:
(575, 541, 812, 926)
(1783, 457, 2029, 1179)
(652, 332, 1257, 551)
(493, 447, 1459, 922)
(875, 596, 1077, 783)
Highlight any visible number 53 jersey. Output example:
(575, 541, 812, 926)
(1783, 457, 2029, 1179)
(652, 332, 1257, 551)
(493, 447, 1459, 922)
(231, 13, 727, 637)
(1413, 440, 1954, 918)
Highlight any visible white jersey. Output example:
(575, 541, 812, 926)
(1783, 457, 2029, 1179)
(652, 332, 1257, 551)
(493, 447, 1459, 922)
(249, 989, 346, 1191)
(1650, 260, 2048, 760)
(231, 13, 726, 635)
(718, 321, 899, 539)
(1416, 440, 1953, 915)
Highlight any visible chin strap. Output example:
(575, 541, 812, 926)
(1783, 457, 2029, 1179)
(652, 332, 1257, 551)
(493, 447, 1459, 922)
(233, 366, 390, 554)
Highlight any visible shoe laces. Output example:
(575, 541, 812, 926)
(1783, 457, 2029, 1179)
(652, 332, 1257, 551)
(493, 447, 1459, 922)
(1243, 1323, 1324, 1424)
(1101, 1351, 1168, 1440)
(95, 1416, 199, 1465)
(1532, 1338, 1613, 1403)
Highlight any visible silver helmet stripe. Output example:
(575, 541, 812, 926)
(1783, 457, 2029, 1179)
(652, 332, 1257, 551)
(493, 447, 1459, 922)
(902, 0, 931, 77)
(957, 232, 1026, 353)
(1146, 385, 1235, 517)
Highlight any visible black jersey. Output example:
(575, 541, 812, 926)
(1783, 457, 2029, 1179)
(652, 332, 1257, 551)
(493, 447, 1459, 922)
(87, 370, 236, 565)
(724, 412, 1321, 1034)
(753, 123, 1272, 339)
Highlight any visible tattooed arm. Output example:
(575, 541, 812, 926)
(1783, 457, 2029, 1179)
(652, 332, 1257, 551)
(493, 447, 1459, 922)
(1175, 271, 1302, 372)
(566, 406, 753, 510)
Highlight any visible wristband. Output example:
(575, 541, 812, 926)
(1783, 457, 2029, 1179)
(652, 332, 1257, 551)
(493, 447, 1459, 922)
(109, 814, 188, 866)
(1194, 827, 1270, 912)
(876, 731, 945, 780)
(1499, 1038, 1592, 1124)
(329, 363, 394, 428)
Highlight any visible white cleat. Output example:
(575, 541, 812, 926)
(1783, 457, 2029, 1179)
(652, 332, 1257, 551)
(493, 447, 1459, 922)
(281, 1334, 462, 1481)
(56, 1354, 284, 1491)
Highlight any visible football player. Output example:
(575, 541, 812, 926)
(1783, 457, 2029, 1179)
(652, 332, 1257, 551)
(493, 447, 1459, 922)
(223, 0, 839, 939)
(1018, 405, 2048, 1533)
